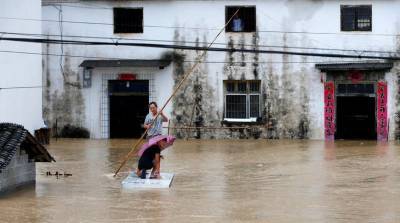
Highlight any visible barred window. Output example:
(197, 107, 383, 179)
(226, 95, 247, 118)
(114, 8, 143, 33)
(225, 6, 256, 32)
(224, 80, 261, 119)
(341, 5, 372, 31)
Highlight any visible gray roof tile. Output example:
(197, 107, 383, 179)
(0, 123, 54, 171)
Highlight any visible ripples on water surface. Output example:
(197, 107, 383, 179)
(0, 139, 399, 222)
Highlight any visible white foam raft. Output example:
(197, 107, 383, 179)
(122, 172, 174, 189)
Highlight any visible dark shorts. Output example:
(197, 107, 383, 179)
(138, 158, 153, 170)
(138, 145, 160, 171)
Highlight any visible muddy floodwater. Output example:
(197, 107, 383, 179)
(1, 139, 400, 222)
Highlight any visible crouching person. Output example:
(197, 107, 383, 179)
(136, 139, 168, 179)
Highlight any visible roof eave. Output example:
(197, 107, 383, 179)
(315, 62, 394, 72)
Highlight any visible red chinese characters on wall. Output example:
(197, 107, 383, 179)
(377, 81, 388, 141)
(118, 73, 137, 80)
(324, 82, 335, 140)
(347, 70, 364, 84)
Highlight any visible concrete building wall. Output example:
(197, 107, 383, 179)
(83, 66, 173, 138)
(0, 148, 36, 193)
(0, 0, 44, 133)
(41, 0, 400, 139)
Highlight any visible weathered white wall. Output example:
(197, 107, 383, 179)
(42, 0, 400, 139)
(82, 66, 173, 138)
(0, 0, 44, 133)
(0, 148, 36, 193)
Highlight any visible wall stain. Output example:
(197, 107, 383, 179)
(169, 30, 218, 139)
(220, 32, 266, 139)
(279, 33, 298, 138)
(264, 58, 280, 139)
(252, 31, 260, 79)
(394, 36, 400, 139)
(43, 40, 51, 126)
(44, 51, 86, 135)
(297, 55, 310, 138)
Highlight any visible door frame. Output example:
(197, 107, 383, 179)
(108, 80, 150, 138)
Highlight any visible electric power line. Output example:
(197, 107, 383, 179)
(0, 86, 43, 90)
(0, 31, 396, 55)
(0, 49, 369, 65)
(1, 36, 399, 60)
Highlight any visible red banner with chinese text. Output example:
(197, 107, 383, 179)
(377, 81, 388, 141)
(324, 82, 335, 140)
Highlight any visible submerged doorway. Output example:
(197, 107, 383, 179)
(109, 80, 149, 138)
(335, 83, 376, 140)
(317, 62, 393, 141)
(336, 96, 376, 139)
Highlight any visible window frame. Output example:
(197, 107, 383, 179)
(225, 5, 257, 33)
(113, 7, 144, 34)
(249, 93, 261, 118)
(224, 80, 261, 120)
(340, 5, 372, 32)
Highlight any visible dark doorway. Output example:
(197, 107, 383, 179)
(109, 80, 149, 138)
(335, 96, 376, 140)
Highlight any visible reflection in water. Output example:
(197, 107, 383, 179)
(0, 139, 399, 222)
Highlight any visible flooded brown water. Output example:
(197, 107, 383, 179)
(0, 139, 400, 222)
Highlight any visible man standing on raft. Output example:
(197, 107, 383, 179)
(144, 102, 168, 139)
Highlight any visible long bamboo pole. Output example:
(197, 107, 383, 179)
(113, 9, 240, 177)
(167, 119, 171, 135)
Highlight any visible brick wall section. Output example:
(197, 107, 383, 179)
(0, 148, 36, 193)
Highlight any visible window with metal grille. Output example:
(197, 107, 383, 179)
(225, 6, 256, 32)
(341, 5, 372, 31)
(224, 80, 261, 119)
(113, 8, 143, 33)
(226, 95, 247, 118)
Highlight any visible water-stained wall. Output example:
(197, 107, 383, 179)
(169, 32, 219, 139)
(166, 28, 315, 139)
(43, 48, 85, 134)
(392, 36, 400, 139)
(42, 0, 400, 139)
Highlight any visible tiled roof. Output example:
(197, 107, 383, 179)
(0, 123, 54, 171)
(0, 123, 27, 171)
